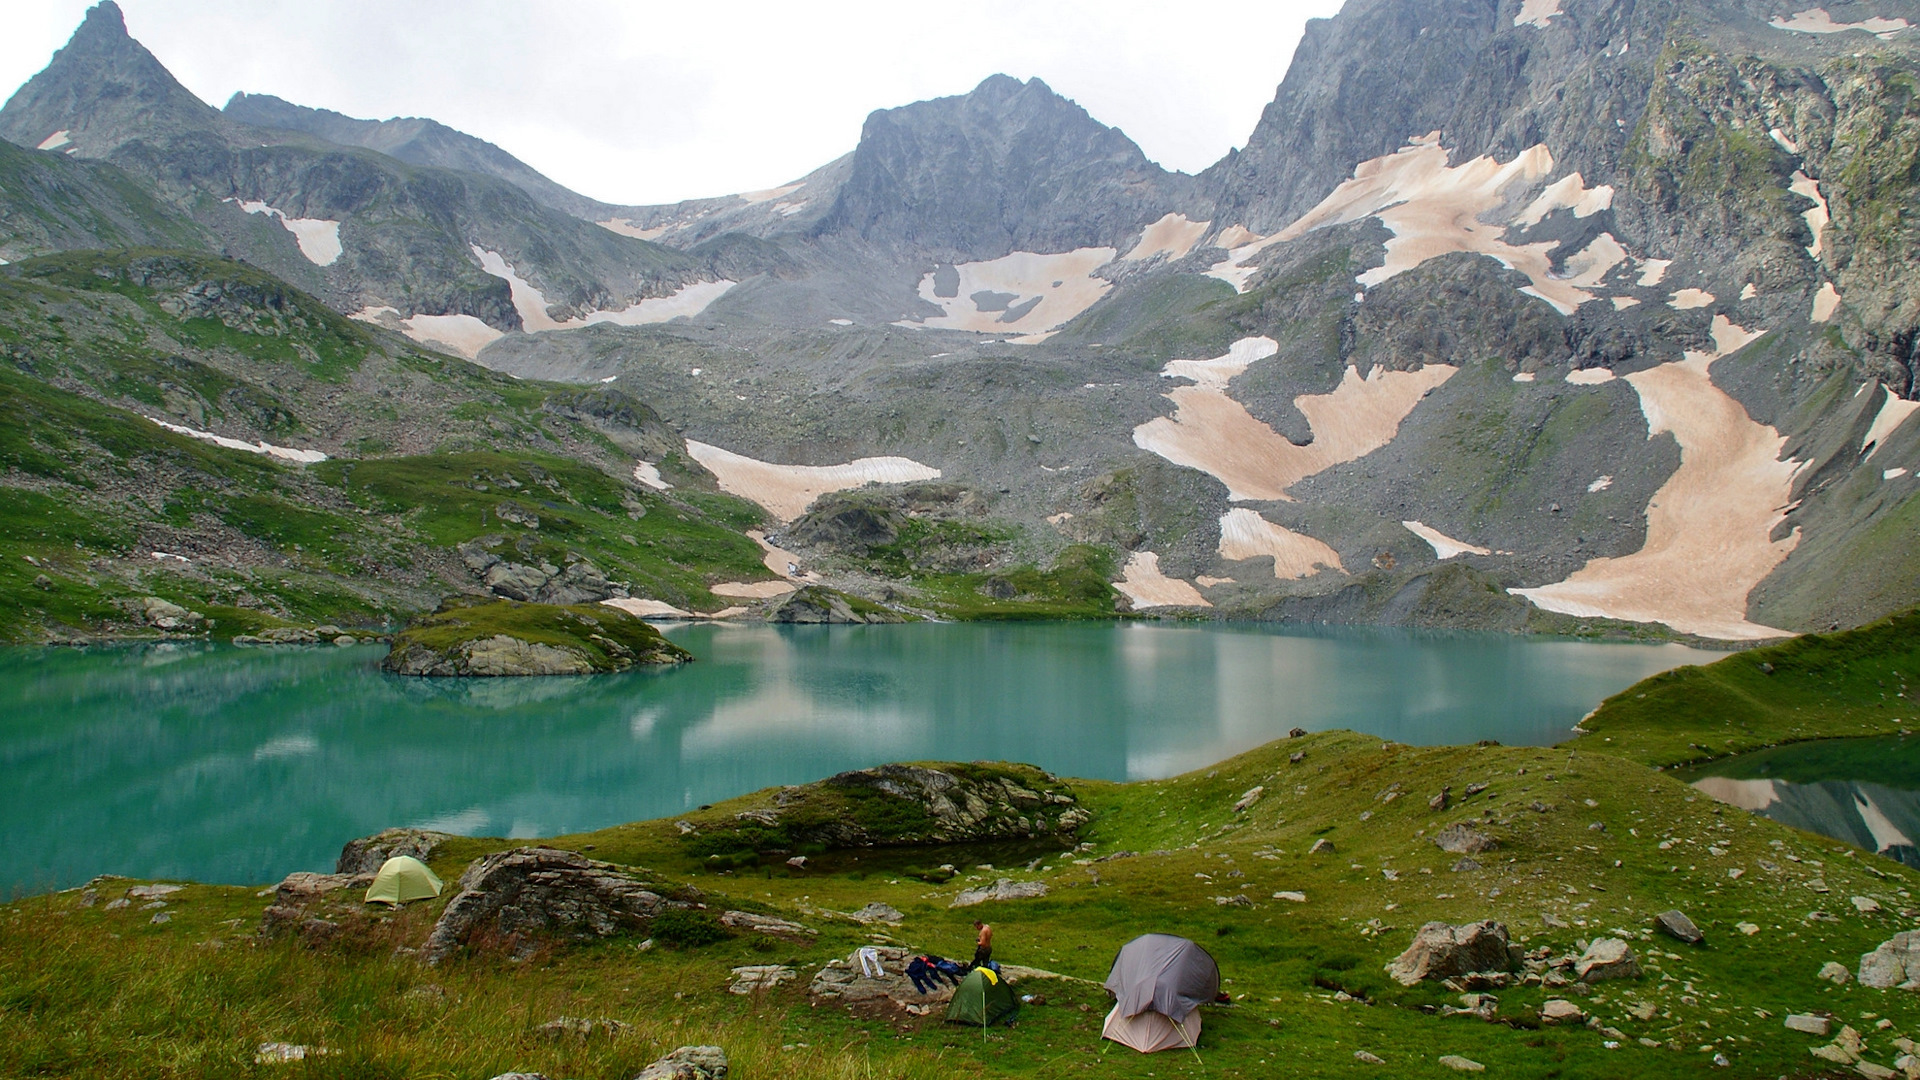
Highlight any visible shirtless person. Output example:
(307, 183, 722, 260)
(971, 920, 993, 969)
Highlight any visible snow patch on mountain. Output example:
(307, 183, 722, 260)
(1863, 389, 1920, 457)
(904, 248, 1116, 341)
(1512, 317, 1800, 640)
(1123, 213, 1210, 262)
(1218, 508, 1346, 578)
(685, 440, 940, 522)
(1134, 337, 1456, 501)
(471, 246, 733, 332)
(1514, 0, 1565, 29)
(227, 199, 341, 266)
(1206, 137, 1624, 313)
(1769, 7, 1911, 39)
(350, 305, 503, 359)
(146, 416, 327, 463)
(1403, 521, 1491, 559)
(1812, 282, 1842, 322)
(1789, 172, 1830, 258)
(1114, 551, 1210, 609)
(35, 129, 69, 151)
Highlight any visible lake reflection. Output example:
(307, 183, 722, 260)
(0, 622, 1703, 892)
(1686, 735, 1920, 867)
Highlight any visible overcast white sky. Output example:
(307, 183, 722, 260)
(0, 0, 1344, 206)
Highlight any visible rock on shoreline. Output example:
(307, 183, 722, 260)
(383, 599, 691, 676)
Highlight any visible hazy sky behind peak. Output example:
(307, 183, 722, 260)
(0, 0, 1344, 207)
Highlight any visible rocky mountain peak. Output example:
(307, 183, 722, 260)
(0, 0, 220, 155)
(814, 73, 1190, 261)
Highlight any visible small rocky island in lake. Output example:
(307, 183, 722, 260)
(382, 599, 690, 676)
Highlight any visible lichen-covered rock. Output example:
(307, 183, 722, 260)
(1388, 920, 1514, 986)
(533, 1016, 629, 1042)
(1859, 931, 1920, 989)
(336, 827, 451, 875)
(634, 1046, 728, 1080)
(422, 847, 686, 963)
(685, 761, 1090, 857)
(384, 600, 690, 677)
(728, 965, 798, 994)
(1431, 823, 1498, 855)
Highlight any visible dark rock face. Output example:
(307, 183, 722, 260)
(1388, 920, 1515, 985)
(336, 827, 451, 876)
(815, 75, 1190, 261)
(422, 847, 685, 964)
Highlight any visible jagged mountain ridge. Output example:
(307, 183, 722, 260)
(0, 2, 725, 341)
(222, 92, 617, 222)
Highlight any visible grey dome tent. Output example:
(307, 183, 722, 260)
(1101, 934, 1221, 1053)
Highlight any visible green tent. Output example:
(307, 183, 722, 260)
(945, 967, 1020, 1027)
(364, 855, 443, 905)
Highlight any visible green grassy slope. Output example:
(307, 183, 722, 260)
(0, 250, 779, 640)
(6, 732, 1914, 1078)
(1578, 607, 1920, 768)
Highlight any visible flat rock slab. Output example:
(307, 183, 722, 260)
(1432, 824, 1498, 855)
(951, 877, 1049, 907)
(1785, 1013, 1832, 1036)
(1439, 1055, 1485, 1071)
(808, 946, 958, 1011)
(729, 965, 798, 994)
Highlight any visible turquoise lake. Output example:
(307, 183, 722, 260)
(0, 622, 1708, 894)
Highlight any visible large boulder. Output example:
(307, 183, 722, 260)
(336, 828, 451, 875)
(1655, 910, 1704, 945)
(1388, 920, 1514, 986)
(767, 586, 906, 625)
(1575, 938, 1642, 982)
(1859, 931, 1920, 989)
(422, 847, 687, 964)
(686, 761, 1091, 856)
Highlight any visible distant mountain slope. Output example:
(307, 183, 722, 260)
(223, 91, 615, 222)
(0, 2, 733, 343)
(0, 135, 212, 260)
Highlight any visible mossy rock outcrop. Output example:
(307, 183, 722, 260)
(683, 761, 1091, 860)
(383, 599, 690, 676)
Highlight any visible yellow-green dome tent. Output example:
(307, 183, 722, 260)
(364, 855, 443, 905)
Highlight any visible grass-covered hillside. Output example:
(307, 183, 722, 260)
(5, 731, 1914, 1078)
(1580, 607, 1920, 768)
(0, 250, 781, 641)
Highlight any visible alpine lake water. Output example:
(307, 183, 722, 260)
(0, 622, 1721, 895)
(1683, 734, 1920, 869)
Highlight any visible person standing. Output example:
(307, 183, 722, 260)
(971, 920, 993, 969)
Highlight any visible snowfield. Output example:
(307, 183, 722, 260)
(685, 440, 941, 522)
(1512, 317, 1801, 640)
